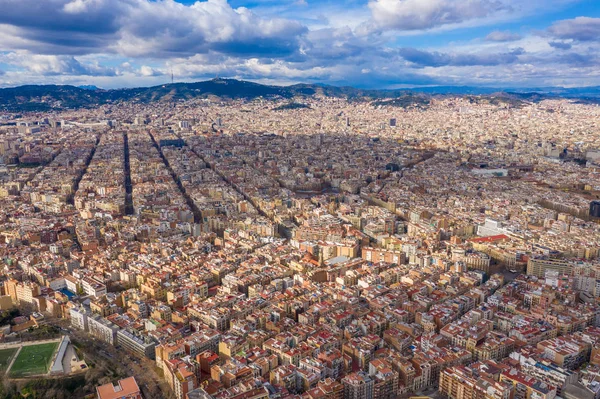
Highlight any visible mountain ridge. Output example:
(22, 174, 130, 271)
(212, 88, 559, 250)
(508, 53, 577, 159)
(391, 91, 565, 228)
(1, 78, 600, 112)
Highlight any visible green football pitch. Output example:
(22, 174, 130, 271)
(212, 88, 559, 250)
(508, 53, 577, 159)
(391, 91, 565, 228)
(0, 348, 18, 372)
(9, 342, 59, 378)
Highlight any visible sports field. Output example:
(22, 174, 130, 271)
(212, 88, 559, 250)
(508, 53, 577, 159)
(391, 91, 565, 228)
(0, 348, 18, 372)
(9, 342, 59, 377)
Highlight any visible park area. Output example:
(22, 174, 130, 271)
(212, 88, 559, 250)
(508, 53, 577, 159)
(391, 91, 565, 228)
(0, 348, 18, 372)
(9, 342, 59, 378)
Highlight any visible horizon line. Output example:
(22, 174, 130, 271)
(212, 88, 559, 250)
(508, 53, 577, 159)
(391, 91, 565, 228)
(1, 77, 599, 93)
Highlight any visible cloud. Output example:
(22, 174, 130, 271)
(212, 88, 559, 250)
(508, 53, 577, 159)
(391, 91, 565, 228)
(298, 27, 388, 63)
(514, 45, 600, 68)
(485, 30, 521, 42)
(168, 53, 334, 83)
(0, 0, 307, 58)
(367, 0, 511, 31)
(139, 65, 162, 77)
(398, 47, 524, 67)
(556, 52, 598, 67)
(0, 52, 116, 76)
(162, 47, 441, 88)
(548, 17, 600, 41)
(548, 41, 572, 50)
(0, 0, 599, 89)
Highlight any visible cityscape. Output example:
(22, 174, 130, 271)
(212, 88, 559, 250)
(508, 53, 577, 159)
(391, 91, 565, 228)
(1, 1, 600, 399)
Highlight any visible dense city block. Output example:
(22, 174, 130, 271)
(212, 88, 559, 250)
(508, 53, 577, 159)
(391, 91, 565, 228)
(1, 95, 600, 399)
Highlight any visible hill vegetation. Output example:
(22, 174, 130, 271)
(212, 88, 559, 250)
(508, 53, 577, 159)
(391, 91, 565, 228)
(1, 78, 599, 112)
(272, 102, 311, 111)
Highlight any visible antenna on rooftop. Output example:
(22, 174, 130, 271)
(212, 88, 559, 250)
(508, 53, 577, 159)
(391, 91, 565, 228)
(171, 68, 174, 85)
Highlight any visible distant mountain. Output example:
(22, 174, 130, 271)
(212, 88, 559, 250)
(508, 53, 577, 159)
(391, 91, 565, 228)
(78, 85, 99, 91)
(1, 78, 600, 112)
(407, 86, 502, 95)
(407, 85, 600, 105)
(0, 85, 110, 111)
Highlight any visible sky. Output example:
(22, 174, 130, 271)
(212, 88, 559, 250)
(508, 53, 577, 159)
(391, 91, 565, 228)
(0, 0, 599, 89)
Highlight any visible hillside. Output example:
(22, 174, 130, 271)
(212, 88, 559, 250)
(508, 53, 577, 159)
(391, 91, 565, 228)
(1, 78, 599, 112)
